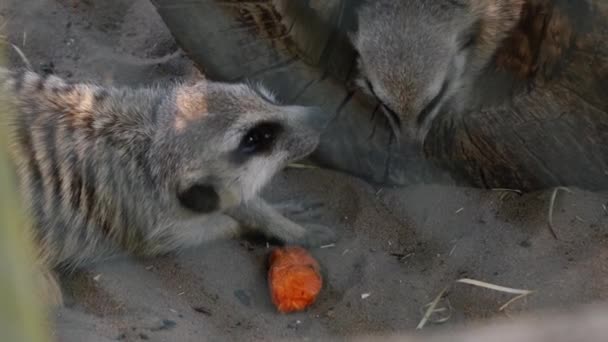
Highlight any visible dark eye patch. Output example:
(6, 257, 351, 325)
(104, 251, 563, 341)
(238, 121, 282, 156)
(177, 183, 219, 213)
(416, 79, 449, 126)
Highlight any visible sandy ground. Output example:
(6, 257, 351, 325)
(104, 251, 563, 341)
(1, 0, 608, 341)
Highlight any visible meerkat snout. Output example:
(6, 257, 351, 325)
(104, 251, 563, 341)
(159, 88, 325, 241)
(159, 82, 321, 212)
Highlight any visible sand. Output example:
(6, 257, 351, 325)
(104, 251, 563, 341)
(1, 0, 607, 341)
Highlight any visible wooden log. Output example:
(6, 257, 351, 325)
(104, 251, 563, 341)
(425, 0, 608, 190)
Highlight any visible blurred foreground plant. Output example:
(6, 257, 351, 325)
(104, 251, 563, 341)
(0, 52, 50, 342)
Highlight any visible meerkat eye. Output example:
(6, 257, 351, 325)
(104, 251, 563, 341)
(364, 79, 402, 131)
(417, 79, 449, 126)
(238, 121, 282, 155)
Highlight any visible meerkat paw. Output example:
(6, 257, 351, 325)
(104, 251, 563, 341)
(294, 223, 337, 247)
(272, 199, 325, 221)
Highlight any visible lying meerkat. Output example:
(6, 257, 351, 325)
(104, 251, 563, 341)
(350, 0, 524, 142)
(0, 67, 335, 306)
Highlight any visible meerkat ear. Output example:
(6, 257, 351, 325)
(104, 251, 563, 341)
(177, 184, 220, 213)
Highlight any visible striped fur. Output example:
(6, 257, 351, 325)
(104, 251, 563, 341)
(3, 69, 160, 269)
(0, 67, 333, 282)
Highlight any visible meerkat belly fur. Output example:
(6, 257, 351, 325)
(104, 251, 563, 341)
(0, 67, 335, 305)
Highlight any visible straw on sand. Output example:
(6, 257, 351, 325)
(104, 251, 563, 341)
(547, 187, 572, 240)
(417, 278, 534, 330)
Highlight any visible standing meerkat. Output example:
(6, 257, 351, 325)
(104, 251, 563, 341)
(350, 0, 524, 142)
(0, 67, 335, 306)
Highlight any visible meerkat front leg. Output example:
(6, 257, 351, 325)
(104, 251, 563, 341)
(149, 214, 242, 254)
(227, 196, 336, 247)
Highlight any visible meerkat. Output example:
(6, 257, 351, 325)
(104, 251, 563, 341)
(350, 0, 524, 143)
(0, 67, 335, 306)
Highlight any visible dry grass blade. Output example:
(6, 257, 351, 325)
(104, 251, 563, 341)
(547, 187, 573, 240)
(491, 188, 523, 195)
(416, 286, 448, 330)
(286, 163, 320, 170)
(417, 279, 533, 329)
(456, 278, 533, 295)
(11, 44, 33, 70)
(422, 300, 453, 324)
(492, 188, 523, 200)
(457, 278, 533, 312)
(499, 292, 531, 312)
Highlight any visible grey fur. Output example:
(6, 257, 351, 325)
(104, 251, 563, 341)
(351, 0, 523, 142)
(0, 67, 335, 273)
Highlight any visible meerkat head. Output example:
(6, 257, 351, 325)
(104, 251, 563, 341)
(154, 81, 320, 214)
(351, 0, 523, 143)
